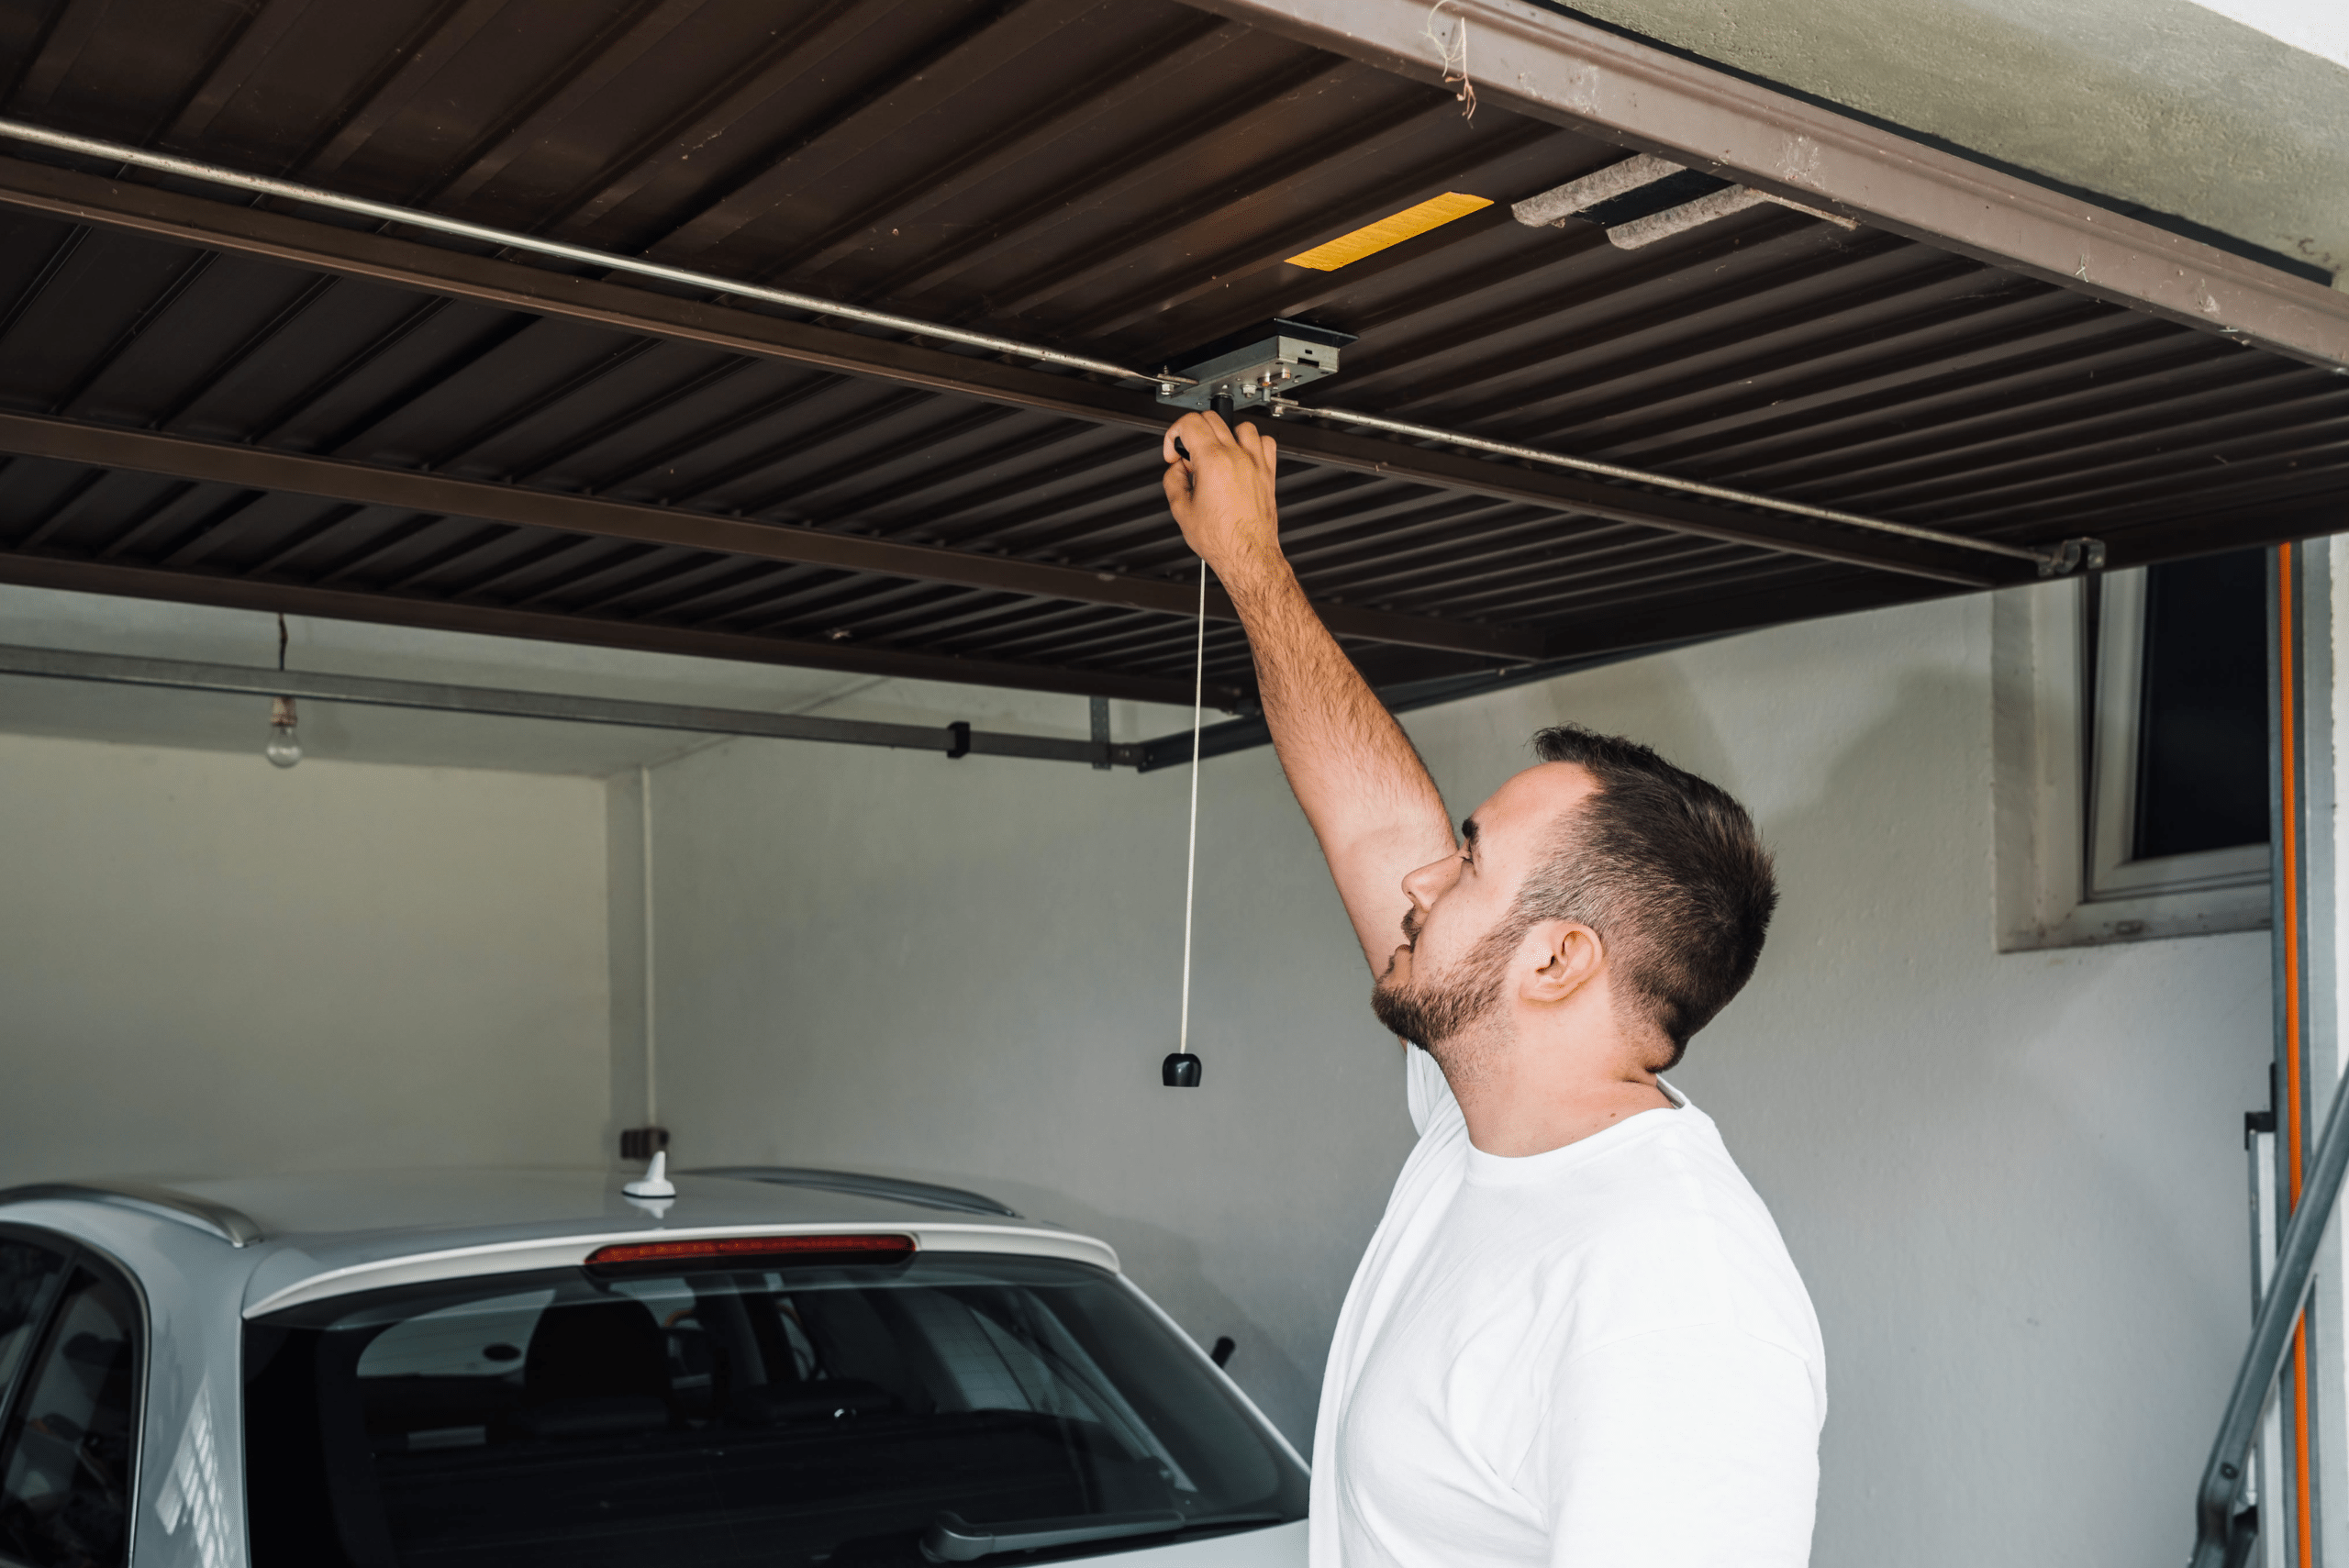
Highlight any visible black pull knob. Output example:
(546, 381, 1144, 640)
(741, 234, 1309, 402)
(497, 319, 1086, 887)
(1162, 1052, 1202, 1088)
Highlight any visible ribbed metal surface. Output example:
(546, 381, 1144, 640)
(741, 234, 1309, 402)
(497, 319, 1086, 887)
(0, 0, 2340, 700)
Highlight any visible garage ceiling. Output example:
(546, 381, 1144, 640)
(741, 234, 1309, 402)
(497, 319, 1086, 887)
(0, 0, 2343, 715)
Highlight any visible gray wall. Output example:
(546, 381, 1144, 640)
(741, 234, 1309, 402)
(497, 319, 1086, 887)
(645, 590, 2271, 1567)
(0, 732, 612, 1184)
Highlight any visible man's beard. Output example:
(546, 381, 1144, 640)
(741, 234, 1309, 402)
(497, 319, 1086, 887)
(1371, 906, 1526, 1070)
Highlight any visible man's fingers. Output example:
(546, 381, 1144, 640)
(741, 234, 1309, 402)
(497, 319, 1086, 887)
(1162, 409, 1241, 464)
(1230, 419, 1281, 478)
(1162, 412, 1207, 465)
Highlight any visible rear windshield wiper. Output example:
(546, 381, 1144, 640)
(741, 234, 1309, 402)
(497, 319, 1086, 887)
(920, 1509, 1284, 1562)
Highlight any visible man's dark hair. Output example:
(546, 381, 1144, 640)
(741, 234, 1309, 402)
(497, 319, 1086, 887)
(1520, 725, 1777, 1066)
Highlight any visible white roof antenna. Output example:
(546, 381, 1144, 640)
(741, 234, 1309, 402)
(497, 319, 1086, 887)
(623, 1150, 676, 1199)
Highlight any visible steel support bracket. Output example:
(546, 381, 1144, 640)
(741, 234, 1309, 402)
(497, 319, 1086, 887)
(2037, 537, 2110, 578)
(1157, 319, 1356, 413)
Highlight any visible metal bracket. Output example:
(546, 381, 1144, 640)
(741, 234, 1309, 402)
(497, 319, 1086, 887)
(2038, 537, 2109, 578)
(1156, 319, 1355, 414)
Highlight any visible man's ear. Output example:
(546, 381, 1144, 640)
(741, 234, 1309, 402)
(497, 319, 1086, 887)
(1521, 920, 1605, 1005)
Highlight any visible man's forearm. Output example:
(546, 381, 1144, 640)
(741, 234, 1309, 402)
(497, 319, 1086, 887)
(1157, 410, 1455, 967)
(1222, 555, 1455, 967)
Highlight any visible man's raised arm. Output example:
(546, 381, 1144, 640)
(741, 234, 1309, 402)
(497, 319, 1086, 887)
(1161, 411, 1458, 974)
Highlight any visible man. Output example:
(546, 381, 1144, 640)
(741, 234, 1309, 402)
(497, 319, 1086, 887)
(1161, 410, 1826, 1567)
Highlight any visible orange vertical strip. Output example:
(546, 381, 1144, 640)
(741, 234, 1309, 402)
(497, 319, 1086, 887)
(2283, 539, 2304, 1207)
(2296, 1320, 2316, 1567)
(2276, 541, 2314, 1568)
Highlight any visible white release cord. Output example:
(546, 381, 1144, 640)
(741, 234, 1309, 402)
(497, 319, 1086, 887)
(1177, 559, 1207, 1056)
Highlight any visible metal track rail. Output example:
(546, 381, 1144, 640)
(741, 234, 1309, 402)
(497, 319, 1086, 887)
(1264, 398, 2063, 567)
(0, 120, 1164, 386)
(0, 643, 1136, 767)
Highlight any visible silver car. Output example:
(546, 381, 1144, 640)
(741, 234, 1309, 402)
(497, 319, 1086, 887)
(0, 1165, 1308, 1567)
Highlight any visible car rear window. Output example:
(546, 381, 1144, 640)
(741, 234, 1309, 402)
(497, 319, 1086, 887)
(243, 1251, 1304, 1567)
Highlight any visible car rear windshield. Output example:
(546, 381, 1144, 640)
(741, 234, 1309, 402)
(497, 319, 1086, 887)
(243, 1251, 1304, 1567)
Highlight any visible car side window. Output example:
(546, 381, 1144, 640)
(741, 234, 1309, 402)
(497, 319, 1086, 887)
(0, 1260, 142, 1568)
(0, 1240, 70, 1411)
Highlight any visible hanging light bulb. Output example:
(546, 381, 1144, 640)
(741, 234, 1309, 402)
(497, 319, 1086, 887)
(265, 695, 302, 769)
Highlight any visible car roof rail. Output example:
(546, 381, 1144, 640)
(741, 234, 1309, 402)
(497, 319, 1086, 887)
(0, 1180, 265, 1248)
(685, 1166, 1021, 1218)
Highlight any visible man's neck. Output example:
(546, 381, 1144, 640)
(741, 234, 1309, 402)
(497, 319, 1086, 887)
(1441, 1027, 1675, 1158)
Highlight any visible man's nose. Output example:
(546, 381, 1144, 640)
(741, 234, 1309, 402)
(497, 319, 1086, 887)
(1400, 851, 1460, 907)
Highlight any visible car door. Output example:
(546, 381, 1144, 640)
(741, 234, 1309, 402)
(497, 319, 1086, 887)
(0, 1227, 142, 1568)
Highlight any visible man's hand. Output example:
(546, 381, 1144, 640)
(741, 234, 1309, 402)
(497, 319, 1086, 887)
(1162, 411, 1283, 591)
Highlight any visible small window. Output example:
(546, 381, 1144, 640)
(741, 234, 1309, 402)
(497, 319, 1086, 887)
(2087, 550, 2271, 906)
(2132, 550, 2270, 860)
(0, 1262, 143, 1568)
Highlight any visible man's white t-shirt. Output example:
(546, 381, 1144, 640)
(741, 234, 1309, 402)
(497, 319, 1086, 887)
(1308, 1046, 1826, 1567)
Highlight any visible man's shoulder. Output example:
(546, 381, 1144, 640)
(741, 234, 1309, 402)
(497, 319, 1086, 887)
(1525, 1116, 1820, 1359)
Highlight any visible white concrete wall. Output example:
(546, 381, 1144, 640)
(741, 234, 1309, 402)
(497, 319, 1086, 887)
(646, 589, 2270, 1568)
(1560, 0, 2349, 284)
(0, 732, 612, 1184)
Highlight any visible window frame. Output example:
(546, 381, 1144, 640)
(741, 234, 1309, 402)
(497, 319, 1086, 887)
(1992, 571, 2273, 951)
(0, 1223, 150, 1568)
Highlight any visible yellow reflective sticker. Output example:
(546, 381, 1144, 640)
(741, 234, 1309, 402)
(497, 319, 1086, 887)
(1284, 192, 1493, 271)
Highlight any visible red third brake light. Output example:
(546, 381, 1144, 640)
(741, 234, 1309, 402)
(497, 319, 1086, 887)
(586, 1234, 916, 1272)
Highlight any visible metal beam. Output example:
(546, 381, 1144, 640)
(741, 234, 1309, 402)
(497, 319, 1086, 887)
(1265, 417, 2010, 585)
(2096, 498, 2349, 571)
(0, 153, 2015, 586)
(1538, 568, 1961, 662)
(0, 642, 1139, 766)
(0, 551, 1224, 707)
(0, 409, 1539, 660)
(1184, 0, 2349, 373)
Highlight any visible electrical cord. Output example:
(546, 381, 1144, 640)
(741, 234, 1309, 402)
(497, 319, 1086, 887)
(1165, 559, 1208, 1088)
